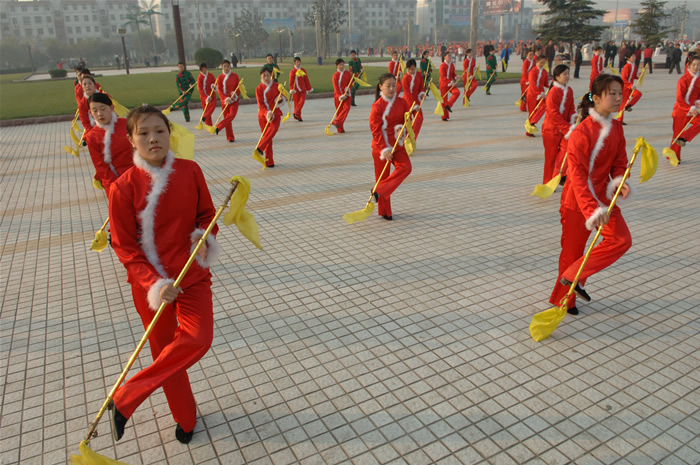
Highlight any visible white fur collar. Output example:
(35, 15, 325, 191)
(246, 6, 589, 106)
(686, 70, 698, 105)
(380, 93, 397, 149)
(96, 113, 119, 175)
(263, 80, 274, 109)
(134, 150, 176, 282)
(337, 69, 346, 90)
(552, 81, 569, 115)
(586, 108, 614, 209)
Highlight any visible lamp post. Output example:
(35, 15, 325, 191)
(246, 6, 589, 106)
(171, 0, 186, 64)
(118, 28, 130, 74)
(276, 28, 286, 61)
(314, 11, 322, 65)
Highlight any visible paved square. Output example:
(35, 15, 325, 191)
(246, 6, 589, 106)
(1, 67, 699, 465)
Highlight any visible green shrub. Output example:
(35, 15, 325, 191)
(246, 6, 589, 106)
(194, 48, 223, 68)
(48, 69, 68, 78)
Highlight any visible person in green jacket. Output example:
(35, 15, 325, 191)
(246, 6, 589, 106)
(263, 54, 281, 83)
(420, 50, 433, 88)
(348, 50, 363, 106)
(485, 49, 498, 95)
(172, 62, 196, 121)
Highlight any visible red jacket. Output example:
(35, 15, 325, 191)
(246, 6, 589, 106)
(528, 66, 549, 99)
(290, 67, 311, 93)
(463, 56, 477, 78)
(673, 70, 700, 116)
(256, 81, 285, 118)
(521, 57, 534, 84)
(197, 72, 217, 100)
(388, 59, 402, 79)
(591, 54, 604, 79)
(562, 109, 629, 230)
(333, 70, 353, 98)
(369, 94, 410, 152)
(543, 82, 577, 137)
(84, 116, 134, 193)
(109, 152, 219, 310)
(439, 61, 457, 87)
(402, 71, 425, 109)
(621, 62, 638, 88)
(216, 72, 241, 101)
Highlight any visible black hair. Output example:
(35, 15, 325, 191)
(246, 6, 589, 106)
(465, 48, 472, 54)
(375, 73, 396, 101)
(350, 50, 357, 54)
(266, 54, 273, 58)
(177, 62, 185, 67)
(199, 63, 208, 70)
(578, 74, 624, 121)
(422, 50, 429, 58)
(336, 58, 345, 66)
(74, 66, 84, 72)
(551, 64, 569, 84)
(126, 104, 171, 136)
(87, 92, 113, 107)
(260, 66, 271, 75)
(536, 54, 547, 61)
(406, 58, 417, 69)
(81, 75, 96, 84)
(293, 56, 301, 62)
(221, 59, 231, 65)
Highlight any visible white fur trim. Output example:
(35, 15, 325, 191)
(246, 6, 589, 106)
(685, 70, 698, 106)
(147, 278, 175, 311)
(606, 175, 634, 202)
(393, 124, 405, 146)
(222, 71, 231, 95)
(537, 68, 544, 89)
(409, 72, 416, 94)
(133, 150, 175, 279)
(277, 94, 287, 114)
(190, 228, 221, 268)
(263, 80, 273, 110)
(337, 69, 346, 93)
(380, 93, 396, 150)
(380, 147, 391, 160)
(586, 108, 614, 208)
(552, 82, 570, 116)
(96, 113, 119, 176)
(585, 206, 607, 231)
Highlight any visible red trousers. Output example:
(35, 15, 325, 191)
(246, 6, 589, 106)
(550, 206, 632, 309)
(293, 91, 307, 119)
(670, 111, 700, 161)
(333, 96, 351, 131)
(113, 278, 214, 433)
(371, 146, 412, 217)
(440, 84, 460, 119)
(411, 110, 424, 139)
(542, 130, 564, 184)
(526, 94, 546, 125)
(216, 102, 239, 142)
(396, 78, 403, 97)
(519, 80, 528, 111)
(618, 88, 642, 123)
(257, 113, 281, 166)
(462, 77, 478, 101)
(200, 96, 216, 126)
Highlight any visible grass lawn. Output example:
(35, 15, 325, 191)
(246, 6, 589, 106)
(0, 64, 519, 120)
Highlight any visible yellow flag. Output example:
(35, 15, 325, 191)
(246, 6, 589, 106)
(169, 121, 195, 160)
(361, 70, 368, 81)
(434, 99, 444, 116)
(637, 67, 646, 87)
(404, 111, 416, 155)
(429, 81, 443, 103)
(529, 305, 567, 342)
(70, 440, 134, 465)
(72, 119, 81, 133)
(400, 56, 406, 73)
(239, 82, 249, 99)
(282, 108, 291, 123)
(223, 176, 262, 249)
(295, 69, 307, 77)
(70, 127, 81, 147)
(278, 83, 290, 99)
(112, 99, 130, 117)
(92, 178, 104, 190)
(637, 137, 658, 183)
(544, 62, 550, 72)
(354, 76, 372, 87)
(272, 67, 281, 77)
(607, 64, 619, 75)
(476, 65, 483, 81)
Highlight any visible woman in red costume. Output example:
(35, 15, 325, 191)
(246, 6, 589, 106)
(541, 64, 577, 185)
(197, 63, 217, 127)
(668, 55, 700, 163)
(525, 55, 549, 137)
(214, 59, 240, 142)
(439, 51, 460, 121)
(549, 74, 632, 316)
(462, 48, 479, 105)
(369, 73, 412, 220)
(255, 67, 287, 168)
(332, 58, 353, 133)
(618, 53, 643, 125)
(402, 59, 426, 139)
(84, 93, 134, 194)
(520, 50, 535, 112)
(107, 105, 220, 445)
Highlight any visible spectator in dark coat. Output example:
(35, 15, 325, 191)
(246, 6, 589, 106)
(545, 39, 556, 73)
(574, 45, 583, 78)
(669, 43, 682, 74)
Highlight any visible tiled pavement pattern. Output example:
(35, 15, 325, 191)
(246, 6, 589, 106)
(1, 69, 699, 465)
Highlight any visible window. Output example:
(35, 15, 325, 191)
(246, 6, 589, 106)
(25, 28, 32, 35)
(69, 38, 74, 44)
(23, 17, 30, 25)
(67, 26, 72, 32)
(86, 26, 91, 32)
(49, 27, 54, 34)
(92, 15, 97, 21)
(76, 26, 81, 33)
(65, 16, 69, 22)
(35, 16, 42, 23)
(47, 16, 52, 22)
(74, 16, 78, 21)
(84, 15, 89, 21)
(21, 6, 27, 12)
(12, 18, 17, 24)
(38, 28, 43, 34)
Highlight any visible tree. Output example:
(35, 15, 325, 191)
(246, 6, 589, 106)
(233, 9, 268, 58)
(535, 0, 606, 56)
(304, 0, 347, 58)
(140, 0, 164, 56)
(194, 48, 223, 68)
(632, 0, 671, 45)
(123, 5, 148, 60)
(666, 3, 689, 41)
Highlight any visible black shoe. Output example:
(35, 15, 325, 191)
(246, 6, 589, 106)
(560, 278, 591, 302)
(82, 140, 87, 147)
(229, 139, 235, 143)
(382, 215, 392, 221)
(293, 113, 299, 120)
(185, 118, 190, 123)
(266, 164, 275, 168)
(215, 128, 220, 135)
(445, 105, 452, 113)
(625, 105, 632, 112)
(108, 401, 127, 442)
(371, 191, 379, 203)
(677, 138, 687, 147)
(560, 176, 567, 186)
(621, 122, 627, 126)
(567, 306, 579, 315)
(351, 102, 357, 107)
(175, 424, 194, 444)
(442, 117, 449, 122)
(297, 117, 303, 122)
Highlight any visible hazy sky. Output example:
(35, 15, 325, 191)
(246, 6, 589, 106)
(590, 0, 689, 9)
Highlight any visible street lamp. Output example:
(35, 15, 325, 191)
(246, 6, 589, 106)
(171, 0, 186, 65)
(118, 28, 130, 74)
(276, 28, 286, 61)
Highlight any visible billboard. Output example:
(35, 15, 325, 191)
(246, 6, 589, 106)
(449, 14, 470, 26)
(483, 0, 521, 15)
(261, 18, 295, 32)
